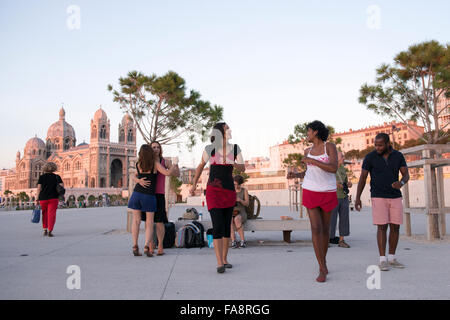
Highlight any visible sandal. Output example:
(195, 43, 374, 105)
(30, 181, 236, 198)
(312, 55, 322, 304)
(217, 265, 226, 274)
(338, 240, 350, 248)
(157, 249, 165, 256)
(132, 245, 142, 257)
(144, 245, 153, 257)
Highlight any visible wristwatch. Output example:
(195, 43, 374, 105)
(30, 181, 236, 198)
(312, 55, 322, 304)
(400, 181, 405, 186)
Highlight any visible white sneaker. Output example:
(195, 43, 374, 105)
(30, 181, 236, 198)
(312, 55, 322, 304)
(379, 260, 390, 271)
(389, 259, 405, 269)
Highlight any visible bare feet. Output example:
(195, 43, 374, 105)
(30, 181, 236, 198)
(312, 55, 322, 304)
(316, 270, 327, 283)
(323, 265, 329, 275)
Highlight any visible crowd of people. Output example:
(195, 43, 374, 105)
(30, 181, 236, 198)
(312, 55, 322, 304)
(34, 120, 410, 282)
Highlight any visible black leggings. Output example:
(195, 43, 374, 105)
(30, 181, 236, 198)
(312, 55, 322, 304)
(209, 207, 233, 239)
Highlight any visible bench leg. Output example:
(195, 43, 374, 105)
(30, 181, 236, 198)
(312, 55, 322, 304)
(283, 230, 292, 243)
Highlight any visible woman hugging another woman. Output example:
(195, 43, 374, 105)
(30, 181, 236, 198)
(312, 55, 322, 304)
(128, 144, 177, 257)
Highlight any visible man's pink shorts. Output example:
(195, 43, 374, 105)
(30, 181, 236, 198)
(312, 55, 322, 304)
(371, 197, 403, 225)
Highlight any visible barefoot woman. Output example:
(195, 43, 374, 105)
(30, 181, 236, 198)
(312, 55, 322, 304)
(288, 120, 338, 282)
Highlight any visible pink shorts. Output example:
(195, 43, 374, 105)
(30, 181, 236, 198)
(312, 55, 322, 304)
(302, 189, 338, 213)
(371, 197, 403, 225)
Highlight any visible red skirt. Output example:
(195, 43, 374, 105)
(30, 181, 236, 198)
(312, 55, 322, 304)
(302, 188, 338, 212)
(205, 186, 236, 211)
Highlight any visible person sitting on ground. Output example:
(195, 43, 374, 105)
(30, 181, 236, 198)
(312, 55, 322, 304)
(231, 175, 249, 248)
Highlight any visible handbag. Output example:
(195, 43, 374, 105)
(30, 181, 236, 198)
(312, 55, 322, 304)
(31, 206, 41, 223)
(180, 208, 199, 220)
(55, 175, 65, 198)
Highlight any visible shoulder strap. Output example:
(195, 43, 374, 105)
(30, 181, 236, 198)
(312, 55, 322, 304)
(324, 142, 328, 155)
(136, 163, 140, 174)
(187, 223, 200, 234)
(336, 168, 344, 183)
(234, 144, 238, 161)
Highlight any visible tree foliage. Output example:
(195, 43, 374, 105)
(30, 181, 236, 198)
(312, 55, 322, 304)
(359, 40, 450, 144)
(108, 71, 223, 148)
(170, 176, 183, 195)
(282, 153, 305, 171)
(233, 168, 250, 183)
(17, 192, 29, 202)
(287, 122, 341, 146)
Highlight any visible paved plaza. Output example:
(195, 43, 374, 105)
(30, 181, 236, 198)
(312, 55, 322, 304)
(1, 205, 449, 300)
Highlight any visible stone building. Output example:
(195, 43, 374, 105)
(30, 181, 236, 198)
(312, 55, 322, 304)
(4, 106, 137, 192)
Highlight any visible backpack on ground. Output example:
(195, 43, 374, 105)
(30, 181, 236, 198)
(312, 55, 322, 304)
(176, 222, 205, 248)
(190, 221, 205, 246)
(245, 194, 261, 219)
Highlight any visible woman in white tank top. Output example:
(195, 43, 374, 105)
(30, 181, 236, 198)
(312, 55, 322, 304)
(287, 121, 338, 283)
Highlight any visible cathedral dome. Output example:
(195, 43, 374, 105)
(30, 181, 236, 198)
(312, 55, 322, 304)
(77, 141, 88, 147)
(47, 107, 76, 140)
(25, 136, 46, 150)
(94, 107, 108, 122)
(121, 113, 133, 124)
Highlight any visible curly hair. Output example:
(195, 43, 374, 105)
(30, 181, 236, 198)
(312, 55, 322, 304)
(43, 162, 58, 173)
(234, 174, 245, 185)
(306, 120, 329, 142)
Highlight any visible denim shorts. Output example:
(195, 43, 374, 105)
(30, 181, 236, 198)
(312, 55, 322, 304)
(128, 191, 157, 212)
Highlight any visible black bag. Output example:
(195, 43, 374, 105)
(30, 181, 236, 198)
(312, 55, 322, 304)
(337, 170, 350, 196)
(184, 221, 205, 248)
(155, 222, 176, 248)
(342, 182, 350, 196)
(55, 175, 65, 200)
(191, 221, 205, 244)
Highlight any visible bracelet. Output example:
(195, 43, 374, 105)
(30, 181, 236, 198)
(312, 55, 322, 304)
(400, 181, 405, 186)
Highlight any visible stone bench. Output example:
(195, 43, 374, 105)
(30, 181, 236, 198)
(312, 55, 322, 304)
(175, 218, 311, 243)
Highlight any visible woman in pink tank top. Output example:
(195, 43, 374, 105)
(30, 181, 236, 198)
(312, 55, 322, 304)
(287, 121, 338, 283)
(150, 141, 179, 255)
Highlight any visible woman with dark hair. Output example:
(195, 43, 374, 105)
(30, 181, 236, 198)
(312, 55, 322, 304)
(287, 120, 338, 282)
(190, 122, 245, 273)
(150, 141, 179, 256)
(129, 144, 176, 257)
(231, 174, 249, 248)
(35, 162, 64, 237)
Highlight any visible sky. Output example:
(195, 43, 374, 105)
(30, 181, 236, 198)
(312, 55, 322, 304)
(0, 0, 449, 169)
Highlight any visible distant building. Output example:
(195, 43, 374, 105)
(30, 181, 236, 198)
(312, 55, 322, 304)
(4, 106, 137, 193)
(180, 167, 196, 185)
(436, 92, 450, 131)
(333, 120, 425, 153)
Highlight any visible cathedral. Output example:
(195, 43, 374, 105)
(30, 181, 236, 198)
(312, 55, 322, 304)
(5, 106, 137, 191)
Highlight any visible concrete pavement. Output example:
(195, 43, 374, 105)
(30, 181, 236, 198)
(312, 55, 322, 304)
(1, 205, 449, 300)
